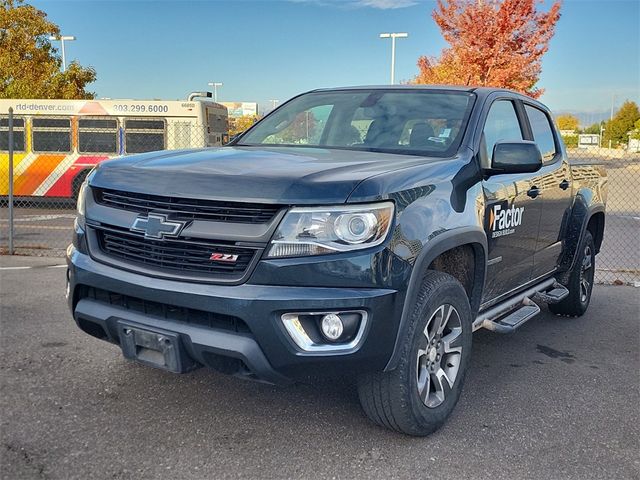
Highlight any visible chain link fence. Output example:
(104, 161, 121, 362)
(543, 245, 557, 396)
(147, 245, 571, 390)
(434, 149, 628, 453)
(0, 112, 212, 257)
(571, 147, 640, 285)
(1, 113, 639, 284)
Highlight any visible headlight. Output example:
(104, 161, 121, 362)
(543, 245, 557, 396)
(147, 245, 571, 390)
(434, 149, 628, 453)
(76, 182, 88, 229)
(267, 202, 394, 258)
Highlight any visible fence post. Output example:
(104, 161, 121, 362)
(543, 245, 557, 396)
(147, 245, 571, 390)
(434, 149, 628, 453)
(8, 107, 14, 255)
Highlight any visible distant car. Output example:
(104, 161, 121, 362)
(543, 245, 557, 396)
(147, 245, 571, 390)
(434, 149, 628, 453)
(67, 86, 607, 435)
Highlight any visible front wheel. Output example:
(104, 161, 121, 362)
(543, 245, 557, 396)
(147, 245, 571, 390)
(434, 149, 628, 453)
(357, 271, 472, 436)
(549, 231, 595, 317)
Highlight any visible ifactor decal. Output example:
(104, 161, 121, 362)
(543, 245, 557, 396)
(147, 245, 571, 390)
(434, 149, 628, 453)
(488, 202, 525, 238)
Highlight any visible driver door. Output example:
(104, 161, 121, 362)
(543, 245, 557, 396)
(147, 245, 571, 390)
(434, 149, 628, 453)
(480, 99, 543, 303)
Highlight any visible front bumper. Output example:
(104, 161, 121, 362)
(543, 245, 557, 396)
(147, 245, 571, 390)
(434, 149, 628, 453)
(67, 245, 401, 384)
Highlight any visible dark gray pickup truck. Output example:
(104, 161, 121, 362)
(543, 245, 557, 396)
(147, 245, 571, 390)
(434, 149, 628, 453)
(67, 86, 607, 435)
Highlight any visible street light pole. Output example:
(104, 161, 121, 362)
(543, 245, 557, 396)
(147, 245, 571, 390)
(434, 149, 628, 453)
(609, 93, 616, 149)
(49, 35, 76, 71)
(610, 93, 617, 121)
(208, 82, 223, 102)
(379, 32, 408, 85)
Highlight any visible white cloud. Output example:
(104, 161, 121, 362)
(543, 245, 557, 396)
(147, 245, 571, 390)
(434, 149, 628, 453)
(289, 0, 420, 10)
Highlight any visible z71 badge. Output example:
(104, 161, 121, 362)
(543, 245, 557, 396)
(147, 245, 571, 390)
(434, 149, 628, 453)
(209, 253, 239, 263)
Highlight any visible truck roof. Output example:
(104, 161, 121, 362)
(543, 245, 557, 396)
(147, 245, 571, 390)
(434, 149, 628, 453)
(312, 84, 476, 92)
(308, 85, 545, 108)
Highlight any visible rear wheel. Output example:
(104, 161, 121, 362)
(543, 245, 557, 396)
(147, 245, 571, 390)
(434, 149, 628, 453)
(549, 231, 595, 317)
(357, 271, 472, 436)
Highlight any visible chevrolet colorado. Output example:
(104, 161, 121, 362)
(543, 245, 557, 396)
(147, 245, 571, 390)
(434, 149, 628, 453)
(67, 86, 607, 436)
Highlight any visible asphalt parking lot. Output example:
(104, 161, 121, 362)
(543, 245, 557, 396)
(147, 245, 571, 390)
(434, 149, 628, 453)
(0, 256, 638, 480)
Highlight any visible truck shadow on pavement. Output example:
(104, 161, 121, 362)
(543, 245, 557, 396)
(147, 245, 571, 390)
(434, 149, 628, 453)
(90, 300, 609, 441)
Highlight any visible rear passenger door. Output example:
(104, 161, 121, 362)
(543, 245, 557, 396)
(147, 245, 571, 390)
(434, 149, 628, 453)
(480, 99, 543, 302)
(523, 104, 573, 278)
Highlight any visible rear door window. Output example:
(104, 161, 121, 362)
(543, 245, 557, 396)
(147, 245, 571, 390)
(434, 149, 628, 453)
(525, 105, 557, 163)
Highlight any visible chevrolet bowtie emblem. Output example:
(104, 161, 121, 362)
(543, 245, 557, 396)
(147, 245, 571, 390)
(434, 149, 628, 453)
(130, 213, 185, 240)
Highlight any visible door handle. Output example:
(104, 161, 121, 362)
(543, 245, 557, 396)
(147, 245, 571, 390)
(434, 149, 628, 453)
(559, 179, 571, 190)
(527, 186, 541, 198)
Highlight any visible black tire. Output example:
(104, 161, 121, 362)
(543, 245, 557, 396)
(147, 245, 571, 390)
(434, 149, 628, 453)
(549, 231, 595, 317)
(357, 271, 473, 436)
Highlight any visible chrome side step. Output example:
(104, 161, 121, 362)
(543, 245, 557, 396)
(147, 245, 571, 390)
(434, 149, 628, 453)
(480, 298, 540, 333)
(473, 277, 564, 333)
(533, 283, 569, 304)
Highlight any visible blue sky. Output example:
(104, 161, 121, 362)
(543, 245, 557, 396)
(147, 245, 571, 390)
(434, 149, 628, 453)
(33, 0, 640, 118)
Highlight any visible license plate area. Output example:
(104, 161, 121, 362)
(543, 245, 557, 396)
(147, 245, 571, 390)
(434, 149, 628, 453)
(117, 322, 195, 373)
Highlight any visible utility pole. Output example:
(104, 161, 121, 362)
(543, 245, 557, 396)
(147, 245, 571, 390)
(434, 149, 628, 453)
(608, 94, 617, 149)
(379, 32, 408, 85)
(8, 108, 14, 254)
(49, 35, 76, 71)
(208, 82, 223, 102)
(306, 111, 310, 140)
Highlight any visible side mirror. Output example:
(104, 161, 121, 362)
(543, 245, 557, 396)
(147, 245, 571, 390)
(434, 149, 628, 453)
(488, 141, 542, 175)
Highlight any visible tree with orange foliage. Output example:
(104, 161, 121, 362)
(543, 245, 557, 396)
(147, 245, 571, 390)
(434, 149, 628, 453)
(414, 0, 561, 98)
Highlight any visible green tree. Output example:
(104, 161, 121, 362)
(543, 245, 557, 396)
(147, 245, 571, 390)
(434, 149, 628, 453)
(630, 118, 640, 141)
(561, 135, 578, 148)
(229, 115, 259, 137)
(279, 112, 317, 144)
(582, 122, 603, 135)
(0, 0, 96, 99)
(556, 114, 579, 132)
(603, 100, 640, 148)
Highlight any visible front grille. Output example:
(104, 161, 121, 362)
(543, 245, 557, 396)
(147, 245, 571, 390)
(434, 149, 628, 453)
(94, 188, 279, 224)
(78, 285, 251, 334)
(93, 224, 256, 278)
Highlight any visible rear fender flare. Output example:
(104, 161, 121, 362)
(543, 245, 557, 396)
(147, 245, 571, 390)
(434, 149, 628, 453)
(558, 190, 605, 273)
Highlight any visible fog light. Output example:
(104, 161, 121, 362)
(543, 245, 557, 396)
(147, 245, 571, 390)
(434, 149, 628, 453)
(321, 313, 344, 341)
(281, 310, 367, 352)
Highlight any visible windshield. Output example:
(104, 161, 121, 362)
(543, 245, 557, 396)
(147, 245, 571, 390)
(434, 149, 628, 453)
(237, 89, 475, 157)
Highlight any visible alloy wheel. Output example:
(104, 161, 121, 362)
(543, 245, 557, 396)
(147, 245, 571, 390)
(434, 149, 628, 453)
(580, 244, 593, 303)
(416, 304, 463, 408)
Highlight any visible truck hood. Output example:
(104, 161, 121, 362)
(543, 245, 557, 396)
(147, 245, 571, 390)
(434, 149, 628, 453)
(90, 146, 445, 204)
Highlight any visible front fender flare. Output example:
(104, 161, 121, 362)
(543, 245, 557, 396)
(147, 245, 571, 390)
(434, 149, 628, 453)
(384, 226, 487, 372)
